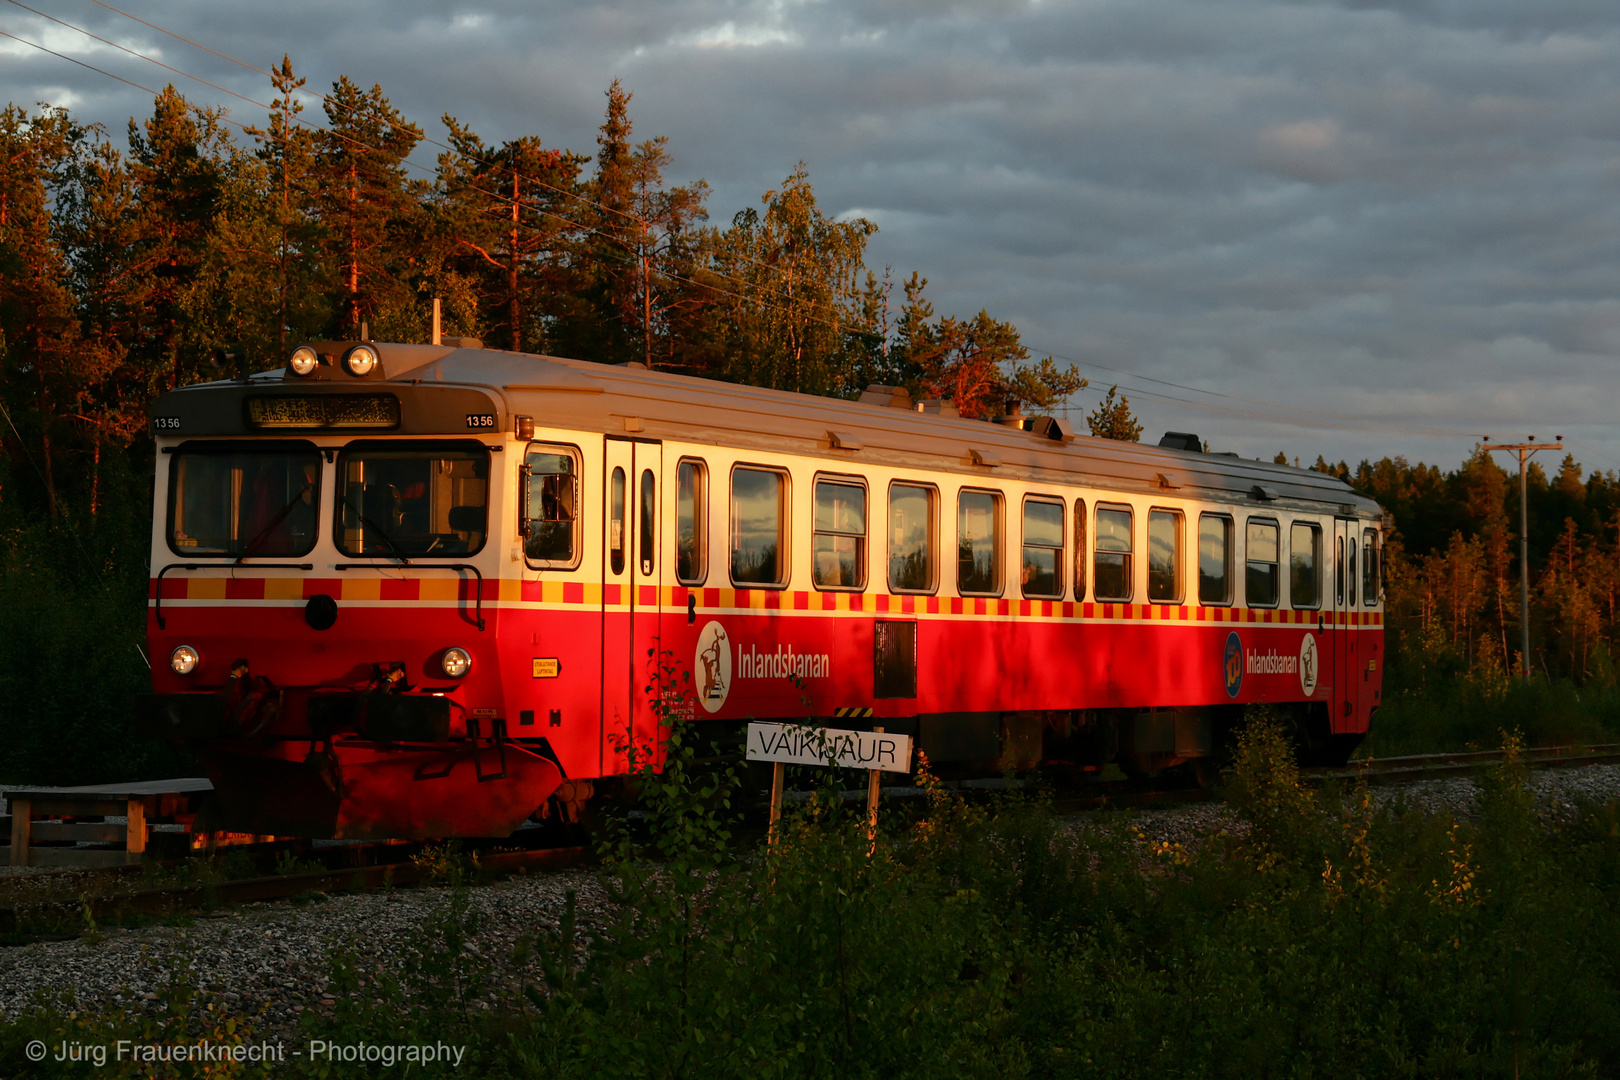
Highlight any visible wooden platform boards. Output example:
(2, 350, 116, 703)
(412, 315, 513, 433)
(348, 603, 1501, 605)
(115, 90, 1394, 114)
(1, 779, 274, 867)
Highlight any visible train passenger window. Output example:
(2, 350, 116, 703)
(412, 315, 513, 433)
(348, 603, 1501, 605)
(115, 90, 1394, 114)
(958, 489, 1002, 596)
(522, 443, 580, 567)
(168, 442, 320, 558)
(1021, 498, 1064, 599)
(1094, 505, 1133, 602)
(1147, 509, 1183, 603)
(1246, 519, 1279, 607)
(1335, 535, 1345, 606)
(609, 467, 626, 575)
(812, 477, 867, 590)
(1198, 514, 1232, 605)
(676, 459, 707, 585)
(1363, 528, 1380, 605)
(889, 483, 936, 593)
(336, 441, 488, 559)
(1073, 499, 1088, 601)
(730, 467, 787, 586)
(1347, 536, 1358, 606)
(639, 469, 656, 576)
(1289, 523, 1320, 609)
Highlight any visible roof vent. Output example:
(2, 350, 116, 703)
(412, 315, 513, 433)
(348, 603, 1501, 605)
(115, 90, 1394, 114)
(443, 336, 483, 349)
(1028, 416, 1076, 442)
(858, 384, 913, 410)
(915, 398, 959, 417)
(1251, 485, 1279, 502)
(1159, 431, 1203, 452)
(827, 430, 863, 451)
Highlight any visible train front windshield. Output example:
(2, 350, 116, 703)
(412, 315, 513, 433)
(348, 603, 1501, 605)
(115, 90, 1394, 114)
(337, 442, 489, 558)
(168, 444, 320, 557)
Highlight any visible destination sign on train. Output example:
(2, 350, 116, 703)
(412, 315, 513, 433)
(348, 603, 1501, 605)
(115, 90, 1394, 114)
(745, 722, 913, 774)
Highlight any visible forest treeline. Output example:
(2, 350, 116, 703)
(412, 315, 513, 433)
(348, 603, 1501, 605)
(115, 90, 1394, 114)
(0, 67, 1087, 521)
(3, 69, 1620, 781)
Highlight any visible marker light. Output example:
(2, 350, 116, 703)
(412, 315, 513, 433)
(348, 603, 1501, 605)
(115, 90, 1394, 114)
(342, 345, 378, 377)
(288, 346, 319, 376)
(441, 647, 472, 678)
(170, 645, 200, 675)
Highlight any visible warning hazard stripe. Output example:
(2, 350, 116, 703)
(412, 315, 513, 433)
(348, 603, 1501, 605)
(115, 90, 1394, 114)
(150, 575, 1386, 627)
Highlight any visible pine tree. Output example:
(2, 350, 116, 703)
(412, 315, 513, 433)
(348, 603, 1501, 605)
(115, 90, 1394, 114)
(0, 105, 83, 516)
(244, 56, 326, 348)
(126, 85, 229, 388)
(1086, 385, 1143, 442)
(438, 119, 588, 352)
(314, 78, 423, 338)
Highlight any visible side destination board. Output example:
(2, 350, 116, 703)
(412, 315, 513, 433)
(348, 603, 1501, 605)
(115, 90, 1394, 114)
(745, 722, 913, 774)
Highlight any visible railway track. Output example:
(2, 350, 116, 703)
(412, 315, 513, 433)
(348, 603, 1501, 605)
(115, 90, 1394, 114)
(1304, 742, 1620, 786)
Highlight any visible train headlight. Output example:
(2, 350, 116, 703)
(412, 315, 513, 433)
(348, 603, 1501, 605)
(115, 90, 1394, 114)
(170, 645, 200, 675)
(288, 346, 319, 376)
(342, 344, 378, 377)
(441, 647, 472, 678)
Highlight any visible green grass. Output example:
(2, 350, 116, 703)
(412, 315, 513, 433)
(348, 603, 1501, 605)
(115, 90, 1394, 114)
(4, 716, 1619, 1078)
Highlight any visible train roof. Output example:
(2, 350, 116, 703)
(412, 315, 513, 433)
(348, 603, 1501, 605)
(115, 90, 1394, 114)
(151, 341, 1384, 521)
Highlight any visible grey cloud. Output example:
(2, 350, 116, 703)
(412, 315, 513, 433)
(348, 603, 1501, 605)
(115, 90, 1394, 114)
(4, 0, 1620, 466)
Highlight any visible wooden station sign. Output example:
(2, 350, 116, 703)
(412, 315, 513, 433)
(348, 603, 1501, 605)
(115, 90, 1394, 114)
(745, 722, 913, 774)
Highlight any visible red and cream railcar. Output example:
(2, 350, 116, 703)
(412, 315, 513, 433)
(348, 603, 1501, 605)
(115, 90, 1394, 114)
(143, 339, 1384, 839)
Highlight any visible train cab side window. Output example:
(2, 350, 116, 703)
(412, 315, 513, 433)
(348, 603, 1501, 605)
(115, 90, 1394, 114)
(958, 489, 1003, 596)
(813, 476, 867, 590)
(1363, 528, 1380, 605)
(1021, 498, 1064, 599)
(639, 469, 656, 576)
(522, 443, 581, 567)
(1094, 505, 1133, 602)
(730, 466, 788, 586)
(1246, 519, 1280, 607)
(1147, 509, 1183, 603)
(889, 482, 937, 593)
(1073, 499, 1088, 601)
(1198, 513, 1232, 605)
(676, 459, 707, 585)
(609, 467, 627, 575)
(1289, 523, 1321, 609)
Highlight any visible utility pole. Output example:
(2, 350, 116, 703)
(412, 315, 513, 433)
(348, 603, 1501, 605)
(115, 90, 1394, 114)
(1484, 435, 1562, 681)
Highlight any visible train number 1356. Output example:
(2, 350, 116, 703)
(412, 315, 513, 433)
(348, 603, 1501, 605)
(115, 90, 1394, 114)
(465, 413, 497, 429)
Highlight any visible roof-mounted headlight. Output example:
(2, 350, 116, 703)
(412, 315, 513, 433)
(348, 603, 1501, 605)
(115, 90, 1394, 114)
(288, 346, 319, 376)
(342, 344, 378, 377)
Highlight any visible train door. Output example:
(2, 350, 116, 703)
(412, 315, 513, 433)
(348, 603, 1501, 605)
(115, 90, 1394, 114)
(1332, 518, 1361, 734)
(601, 438, 663, 774)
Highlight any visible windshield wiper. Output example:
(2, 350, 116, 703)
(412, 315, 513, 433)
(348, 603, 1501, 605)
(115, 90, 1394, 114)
(341, 494, 411, 565)
(236, 483, 315, 564)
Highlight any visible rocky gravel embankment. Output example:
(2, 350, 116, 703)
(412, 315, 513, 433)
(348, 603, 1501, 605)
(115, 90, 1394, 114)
(0, 870, 610, 1038)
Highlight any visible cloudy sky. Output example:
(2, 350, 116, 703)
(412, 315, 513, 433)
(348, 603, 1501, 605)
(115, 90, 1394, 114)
(5, 0, 1619, 473)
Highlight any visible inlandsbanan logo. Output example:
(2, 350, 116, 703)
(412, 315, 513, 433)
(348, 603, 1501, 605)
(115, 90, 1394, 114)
(694, 621, 731, 714)
(736, 643, 832, 681)
(1298, 632, 1319, 696)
